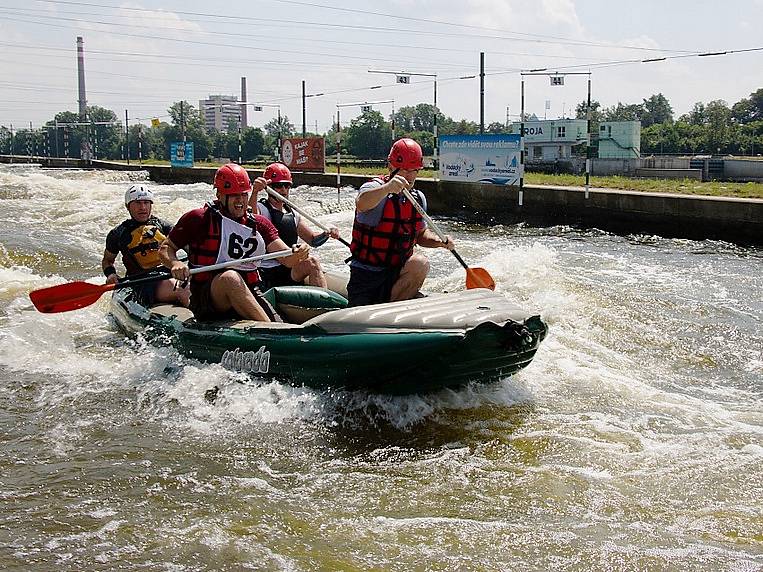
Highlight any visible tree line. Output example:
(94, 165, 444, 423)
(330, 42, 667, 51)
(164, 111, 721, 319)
(1, 88, 761, 161)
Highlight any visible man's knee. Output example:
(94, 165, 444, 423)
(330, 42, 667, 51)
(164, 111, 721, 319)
(405, 255, 430, 277)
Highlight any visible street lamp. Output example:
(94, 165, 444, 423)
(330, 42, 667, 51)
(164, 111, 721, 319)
(369, 69, 438, 169)
(335, 99, 395, 200)
(238, 101, 281, 163)
(519, 70, 593, 204)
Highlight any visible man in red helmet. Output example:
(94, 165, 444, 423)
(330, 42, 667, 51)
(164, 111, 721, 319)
(250, 162, 340, 289)
(159, 163, 309, 322)
(347, 138, 455, 307)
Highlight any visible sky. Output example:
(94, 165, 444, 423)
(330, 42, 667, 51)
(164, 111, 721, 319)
(0, 0, 761, 132)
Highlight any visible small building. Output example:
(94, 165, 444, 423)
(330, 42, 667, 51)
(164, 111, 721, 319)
(199, 95, 241, 132)
(598, 121, 640, 159)
(508, 119, 589, 162)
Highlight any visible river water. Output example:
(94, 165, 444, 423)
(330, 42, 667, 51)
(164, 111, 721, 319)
(0, 165, 761, 571)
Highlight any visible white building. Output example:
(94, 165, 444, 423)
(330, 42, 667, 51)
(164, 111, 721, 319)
(598, 121, 641, 158)
(199, 95, 241, 132)
(508, 119, 589, 162)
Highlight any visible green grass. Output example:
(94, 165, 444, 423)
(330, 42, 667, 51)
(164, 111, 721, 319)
(525, 173, 763, 199)
(107, 160, 763, 199)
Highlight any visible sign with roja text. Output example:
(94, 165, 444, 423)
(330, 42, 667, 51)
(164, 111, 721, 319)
(439, 134, 522, 186)
(280, 137, 325, 173)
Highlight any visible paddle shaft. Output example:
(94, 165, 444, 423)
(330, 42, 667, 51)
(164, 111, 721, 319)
(264, 187, 352, 249)
(400, 187, 470, 272)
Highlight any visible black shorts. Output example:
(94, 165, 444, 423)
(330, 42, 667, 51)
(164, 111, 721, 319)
(189, 276, 281, 322)
(346, 265, 402, 307)
(259, 264, 300, 291)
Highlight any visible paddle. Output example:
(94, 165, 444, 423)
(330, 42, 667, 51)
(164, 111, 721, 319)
(400, 187, 496, 291)
(29, 248, 295, 314)
(264, 186, 351, 249)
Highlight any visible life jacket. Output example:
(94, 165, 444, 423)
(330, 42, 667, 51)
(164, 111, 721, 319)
(258, 197, 298, 246)
(125, 223, 167, 271)
(188, 202, 265, 285)
(350, 177, 423, 268)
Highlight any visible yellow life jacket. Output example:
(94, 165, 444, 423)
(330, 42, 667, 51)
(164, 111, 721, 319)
(126, 224, 167, 270)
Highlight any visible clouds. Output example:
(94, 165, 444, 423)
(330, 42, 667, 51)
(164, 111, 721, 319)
(0, 0, 760, 130)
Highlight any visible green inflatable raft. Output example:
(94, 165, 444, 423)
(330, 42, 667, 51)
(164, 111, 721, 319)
(109, 282, 547, 394)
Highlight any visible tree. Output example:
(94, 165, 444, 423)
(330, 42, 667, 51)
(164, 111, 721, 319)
(641, 93, 673, 127)
(703, 99, 733, 153)
(392, 104, 442, 134)
(242, 127, 265, 161)
(602, 102, 643, 122)
(732, 88, 763, 124)
(575, 100, 603, 122)
(344, 110, 392, 158)
(486, 121, 507, 134)
(263, 115, 295, 140)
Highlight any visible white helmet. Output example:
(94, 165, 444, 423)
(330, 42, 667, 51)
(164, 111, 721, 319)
(124, 184, 154, 206)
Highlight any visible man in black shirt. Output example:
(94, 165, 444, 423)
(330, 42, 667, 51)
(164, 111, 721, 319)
(102, 184, 189, 307)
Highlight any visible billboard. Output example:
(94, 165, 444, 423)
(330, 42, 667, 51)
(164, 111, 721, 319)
(280, 137, 325, 173)
(170, 141, 194, 167)
(439, 134, 522, 185)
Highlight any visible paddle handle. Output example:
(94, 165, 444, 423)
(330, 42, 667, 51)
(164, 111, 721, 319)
(265, 187, 352, 249)
(188, 248, 293, 275)
(110, 248, 294, 291)
(400, 187, 469, 272)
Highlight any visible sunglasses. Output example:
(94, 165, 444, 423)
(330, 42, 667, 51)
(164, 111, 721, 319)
(271, 182, 292, 190)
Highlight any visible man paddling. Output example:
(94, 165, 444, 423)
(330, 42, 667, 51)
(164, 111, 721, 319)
(159, 163, 309, 322)
(347, 138, 455, 307)
(250, 162, 340, 290)
(102, 184, 190, 307)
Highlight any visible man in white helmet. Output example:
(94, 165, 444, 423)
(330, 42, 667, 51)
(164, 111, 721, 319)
(101, 184, 190, 307)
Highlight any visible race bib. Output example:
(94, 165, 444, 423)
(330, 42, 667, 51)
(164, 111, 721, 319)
(215, 217, 267, 271)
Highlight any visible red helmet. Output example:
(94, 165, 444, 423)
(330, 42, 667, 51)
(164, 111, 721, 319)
(214, 163, 251, 195)
(264, 162, 292, 184)
(388, 138, 423, 170)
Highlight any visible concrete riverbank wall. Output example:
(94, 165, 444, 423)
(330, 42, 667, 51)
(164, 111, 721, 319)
(2, 156, 761, 245)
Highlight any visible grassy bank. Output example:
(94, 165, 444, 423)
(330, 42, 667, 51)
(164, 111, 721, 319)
(107, 160, 763, 199)
(323, 166, 763, 199)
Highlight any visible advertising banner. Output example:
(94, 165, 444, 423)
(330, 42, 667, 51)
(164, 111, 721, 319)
(170, 141, 194, 168)
(280, 137, 325, 172)
(439, 134, 522, 185)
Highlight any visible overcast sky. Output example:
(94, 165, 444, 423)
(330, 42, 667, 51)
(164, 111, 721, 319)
(1, 0, 761, 131)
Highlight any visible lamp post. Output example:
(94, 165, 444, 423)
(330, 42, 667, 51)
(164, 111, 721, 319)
(238, 101, 281, 162)
(335, 99, 395, 201)
(368, 69, 438, 170)
(520, 70, 593, 204)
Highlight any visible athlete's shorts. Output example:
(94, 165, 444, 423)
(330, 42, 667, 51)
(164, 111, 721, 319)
(346, 265, 402, 307)
(189, 274, 281, 322)
(259, 264, 301, 291)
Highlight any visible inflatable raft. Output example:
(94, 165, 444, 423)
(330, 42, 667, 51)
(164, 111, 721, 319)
(109, 284, 547, 394)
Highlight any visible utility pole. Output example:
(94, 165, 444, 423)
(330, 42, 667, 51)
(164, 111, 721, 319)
(124, 109, 129, 164)
(302, 80, 306, 137)
(180, 101, 186, 142)
(480, 52, 485, 134)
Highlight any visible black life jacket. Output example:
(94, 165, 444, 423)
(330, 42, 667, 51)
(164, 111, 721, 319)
(258, 197, 298, 246)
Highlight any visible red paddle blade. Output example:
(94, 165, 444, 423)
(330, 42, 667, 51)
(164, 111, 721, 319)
(465, 267, 496, 290)
(29, 281, 115, 313)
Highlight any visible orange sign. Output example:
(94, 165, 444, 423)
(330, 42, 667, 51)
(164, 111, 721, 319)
(281, 137, 325, 173)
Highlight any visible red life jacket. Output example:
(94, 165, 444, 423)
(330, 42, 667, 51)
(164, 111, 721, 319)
(350, 177, 423, 268)
(188, 202, 262, 286)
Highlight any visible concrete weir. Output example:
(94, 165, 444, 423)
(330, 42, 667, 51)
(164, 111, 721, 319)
(3, 157, 761, 246)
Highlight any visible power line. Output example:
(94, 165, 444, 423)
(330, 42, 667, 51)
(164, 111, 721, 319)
(29, 0, 694, 53)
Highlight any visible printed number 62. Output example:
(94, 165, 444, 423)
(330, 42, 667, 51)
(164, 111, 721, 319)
(228, 233, 258, 259)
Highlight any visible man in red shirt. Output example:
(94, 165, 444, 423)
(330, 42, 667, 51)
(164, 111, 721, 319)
(159, 163, 309, 322)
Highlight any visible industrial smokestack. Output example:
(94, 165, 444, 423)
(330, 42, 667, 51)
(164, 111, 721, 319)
(240, 77, 248, 128)
(77, 36, 87, 119)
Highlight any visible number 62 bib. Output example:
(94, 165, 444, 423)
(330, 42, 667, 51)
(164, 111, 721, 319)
(215, 216, 268, 272)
